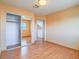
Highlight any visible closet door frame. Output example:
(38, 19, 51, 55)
(6, 13, 21, 49)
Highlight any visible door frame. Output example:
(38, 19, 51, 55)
(36, 19, 46, 41)
(6, 13, 21, 49)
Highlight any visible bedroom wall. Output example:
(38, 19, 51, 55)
(46, 6, 79, 50)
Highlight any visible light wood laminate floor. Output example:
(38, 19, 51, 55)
(0, 41, 79, 59)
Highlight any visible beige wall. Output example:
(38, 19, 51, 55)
(46, 6, 79, 50)
(0, 3, 36, 51)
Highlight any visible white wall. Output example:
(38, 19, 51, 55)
(31, 19, 37, 43)
(0, 15, 1, 53)
(0, 12, 6, 52)
(46, 16, 79, 50)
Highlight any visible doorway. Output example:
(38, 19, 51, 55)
(36, 20, 45, 41)
(21, 20, 31, 46)
(6, 13, 21, 49)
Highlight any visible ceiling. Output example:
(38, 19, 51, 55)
(1, 0, 79, 15)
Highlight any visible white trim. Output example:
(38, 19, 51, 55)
(0, 15, 1, 54)
(44, 19, 46, 41)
